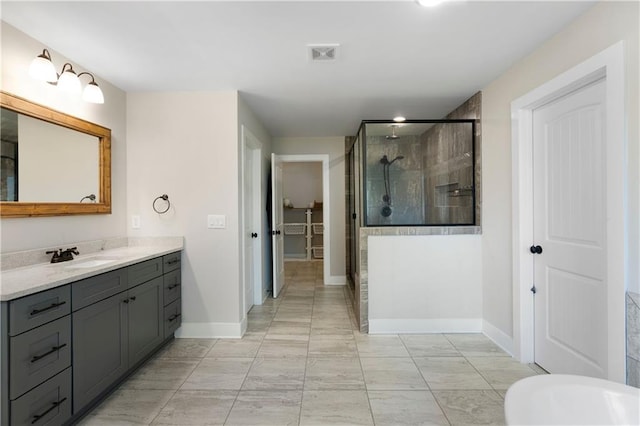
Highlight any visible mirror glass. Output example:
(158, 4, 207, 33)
(0, 91, 111, 217)
(1, 108, 100, 202)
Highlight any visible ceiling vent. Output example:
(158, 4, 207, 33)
(308, 44, 339, 62)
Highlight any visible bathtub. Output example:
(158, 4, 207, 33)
(504, 374, 640, 425)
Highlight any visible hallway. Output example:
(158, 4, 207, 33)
(80, 261, 543, 425)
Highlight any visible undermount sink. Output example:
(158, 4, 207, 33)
(65, 258, 117, 269)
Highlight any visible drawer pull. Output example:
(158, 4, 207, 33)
(166, 259, 179, 265)
(30, 343, 67, 363)
(168, 313, 181, 322)
(31, 397, 67, 424)
(30, 301, 66, 316)
(167, 283, 181, 290)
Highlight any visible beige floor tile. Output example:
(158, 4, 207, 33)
(360, 357, 428, 390)
(304, 357, 365, 390)
(433, 390, 506, 425)
(444, 334, 509, 357)
(300, 390, 374, 425)
(308, 334, 358, 357)
(225, 390, 302, 426)
(181, 357, 253, 390)
(80, 389, 175, 425)
(158, 338, 217, 358)
(414, 357, 492, 390)
(242, 357, 307, 390)
(368, 390, 450, 425)
(151, 390, 237, 425)
(122, 358, 200, 390)
(355, 334, 411, 357)
(257, 338, 309, 357)
(466, 356, 538, 390)
(400, 334, 460, 357)
(206, 338, 262, 358)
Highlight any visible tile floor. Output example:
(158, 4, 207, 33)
(79, 261, 543, 425)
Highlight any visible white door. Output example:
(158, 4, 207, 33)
(532, 79, 607, 377)
(271, 154, 284, 298)
(243, 145, 255, 314)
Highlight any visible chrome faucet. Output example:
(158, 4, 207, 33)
(46, 247, 79, 263)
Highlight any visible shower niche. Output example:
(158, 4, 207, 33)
(351, 120, 477, 227)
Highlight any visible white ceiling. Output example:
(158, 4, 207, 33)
(1, 1, 595, 137)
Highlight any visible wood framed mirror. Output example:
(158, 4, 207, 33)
(0, 91, 111, 217)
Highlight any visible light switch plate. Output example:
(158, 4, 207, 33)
(132, 215, 141, 229)
(207, 214, 226, 229)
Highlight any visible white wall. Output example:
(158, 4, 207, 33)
(283, 162, 323, 208)
(368, 235, 482, 333)
(127, 91, 245, 337)
(481, 1, 640, 342)
(272, 137, 346, 281)
(0, 22, 127, 252)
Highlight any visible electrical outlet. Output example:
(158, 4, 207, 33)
(207, 214, 226, 229)
(132, 215, 141, 229)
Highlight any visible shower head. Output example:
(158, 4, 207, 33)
(385, 125, 400, 140)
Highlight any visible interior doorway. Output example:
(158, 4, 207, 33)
(271, 154, 330, 297)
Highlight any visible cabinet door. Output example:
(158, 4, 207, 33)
(128, 277, 163, 367)
(72, 293, 128, 413)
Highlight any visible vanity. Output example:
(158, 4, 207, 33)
(0, 239, 183, 425)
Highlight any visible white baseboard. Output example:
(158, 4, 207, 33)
(368, 318, 482, 334)
(482, 320, 514, 356)
(175, 321, 244, 338)
(325, 275, 346, 285)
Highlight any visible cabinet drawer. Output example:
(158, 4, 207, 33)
(128, 257, 162, 288)
(164, 298, 182, 338)
(10, 316, 71, 400)
(9, 286, 71, 336)
(72, 268, 128, 311)
(163, 270, 181, 306)
(11, 368, 71, 426)
(163, 252, 181, 273)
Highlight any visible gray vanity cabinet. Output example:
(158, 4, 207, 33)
(1, 250, 181, 425)
(72, 292, 128, 413)
(128, 276, 163, 367)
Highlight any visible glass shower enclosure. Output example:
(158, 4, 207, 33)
(355, 120, 476, 227)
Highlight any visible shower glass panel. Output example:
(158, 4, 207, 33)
(359, 120, 475, 226)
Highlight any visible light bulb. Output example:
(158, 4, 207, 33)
(416, 0, 445, 7)
(57, 69, 81, 94)
(29, 53, 57, 83)
(82, 81, 104, 104)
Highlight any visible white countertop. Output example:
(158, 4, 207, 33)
(0, 239, 183, 301)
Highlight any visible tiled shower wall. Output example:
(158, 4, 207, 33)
(627, 291, 640, 387)
(365, 135, 424, 225)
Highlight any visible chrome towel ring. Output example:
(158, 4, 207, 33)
(153, 194, 170, 214)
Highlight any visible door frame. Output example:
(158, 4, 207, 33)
(275, 154, 331, 285)
(241, 125, 264, 313)
(510, 41, 626, 382)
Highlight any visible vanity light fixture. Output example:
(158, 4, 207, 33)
(29, 49, 105, 104)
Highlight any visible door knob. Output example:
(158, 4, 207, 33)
(530, 245, 543, 254)
(251, 232, 258, 238)
(276, 230, 281, 235)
